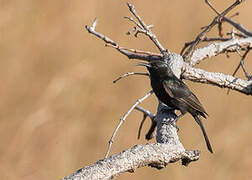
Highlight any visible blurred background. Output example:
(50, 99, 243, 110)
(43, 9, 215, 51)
(0, 0, 251, 179)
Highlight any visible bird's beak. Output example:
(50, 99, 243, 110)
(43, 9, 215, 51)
(134, 62, 151, 67)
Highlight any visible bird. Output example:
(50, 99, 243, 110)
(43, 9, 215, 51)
(136, 60, 213, 153)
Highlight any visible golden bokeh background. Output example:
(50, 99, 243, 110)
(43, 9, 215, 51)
(0, 0, 251, 179)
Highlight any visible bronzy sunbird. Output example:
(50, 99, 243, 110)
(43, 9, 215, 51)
(136, 60, 213, 153)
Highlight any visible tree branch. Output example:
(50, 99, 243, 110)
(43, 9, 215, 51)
(61, 143, 200, 180)
(126, 3, 166, 53)
(182, 65, 252, 95)
(223, 16, 252, 37)
(189, 37, 252, 66)
(62, 103, 200, 180)
(182, 0, 244, 60)
(85, 18, 162, 61)
(105, 90, 154, 158)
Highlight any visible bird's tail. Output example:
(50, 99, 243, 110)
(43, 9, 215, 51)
(193, 115, 213, 153)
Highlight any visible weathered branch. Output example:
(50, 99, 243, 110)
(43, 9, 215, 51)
(231, 49, 251, 80)
(85, 18, 162, 61)
(223, 16, 252, 37)
(182, 0, 244, 60)
(182, 65, 252, 95)
(62, 103, 200, 180)
(134, 106, 156, 140)
(126, 3, 166, 53)
(113, 72, 149, 84)
(105, 90, 154, 158)
(61, 143, 199, 180)
(189, 37, 252, 66)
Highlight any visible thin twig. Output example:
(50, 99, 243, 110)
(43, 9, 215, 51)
(126, 2, 166, 53)
(124, 16, 143, 29)
(134, 106, 155, 120)
(134, 106, 156, 139)
(227, 49, 250, 94)
(223, 16, 252, 37)
(205, 0, 220, 15)
(145, 120, 157, 140)
(180, 37, 231, 55)
(240, 59, 252, 80)
(134, 106, 157, 140)
(137, 114, 147, 139)
(86, 19, 162, 61)
(85, 18, 117, 46)
(113, 72, 149, 83)
(182, 0, 243, 60)
(232, 48, 250, 77)
(105, 90, 154, 158)
(226, 32, 247, 38)
(105, 43, 162, 57)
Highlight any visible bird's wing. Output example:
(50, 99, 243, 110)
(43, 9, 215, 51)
(162, 80, 208, 116)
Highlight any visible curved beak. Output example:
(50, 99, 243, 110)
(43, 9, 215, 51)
(134, 62, 151, 67)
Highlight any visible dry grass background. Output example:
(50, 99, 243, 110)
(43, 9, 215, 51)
(0, 0, 251, 179)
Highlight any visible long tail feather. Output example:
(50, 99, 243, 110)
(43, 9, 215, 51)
(194, 115, 213, 153)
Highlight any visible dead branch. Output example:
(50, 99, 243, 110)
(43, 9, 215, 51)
(182, 65, 252, 95)
(85, 19, 162, 61)
(113, 72, 149, 84)
(105, 90, 153, 158)
(134, 106, 156, 140)
(126, 3, 166, 53)
(182, 0, 244, 60)
(189, 37, 252, 66)
(61, 144, 199, 180)
(222, 16, 252, 37)
(62, 103, 200, 180)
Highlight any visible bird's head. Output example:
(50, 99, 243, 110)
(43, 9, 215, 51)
(135, 60, 173, 78)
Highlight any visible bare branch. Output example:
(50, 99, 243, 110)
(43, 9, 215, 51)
(180, 37, 231, 55)
(105, 90, 154, 158)
(227, 48, 251, 94)
(240, 60, 252, 80)
(137, 113, 147, 139)
(232, 49, 250, 78)
(105, 43, 162, 61)
(145, 120, 157, 140)
(134, 106, 156, 140)
(189, 37, 252, 66)
(86, 19, 162, 61)
(226, 32, 247, 38)
(182, 65, 252, 95)
(61, 143, 200, 180)
(85, 18, 117, 46)
(124, 16, 143, 29)
(113, 72, 149, 84)
(126, 3, 166, 53)
(182, 0, 244, 60)
(223, 16, 252, 37)
(134, 106, 155, 121)
(62, 102, 200, 180)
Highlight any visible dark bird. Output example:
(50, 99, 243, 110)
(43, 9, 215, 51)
(136, 60, 213, 153)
